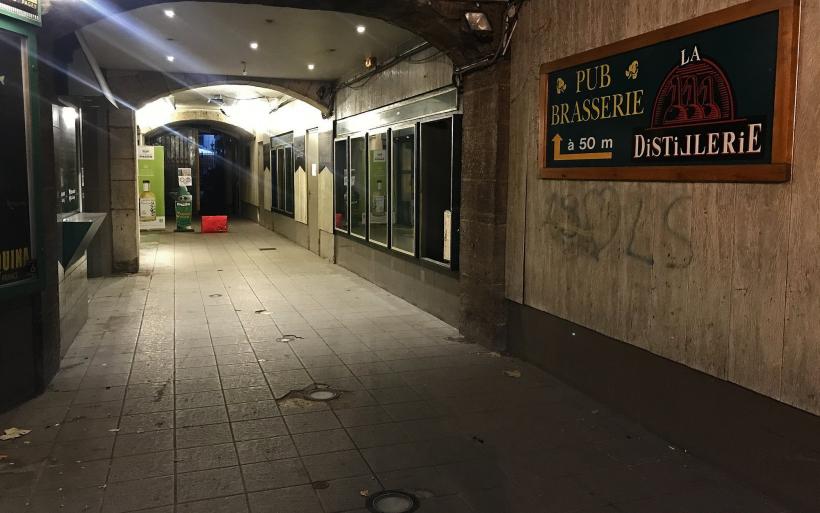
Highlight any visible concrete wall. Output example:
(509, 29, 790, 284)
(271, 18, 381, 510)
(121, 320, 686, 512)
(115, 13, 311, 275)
(505, 0, 820, 415)
(58, 255, 88, 357)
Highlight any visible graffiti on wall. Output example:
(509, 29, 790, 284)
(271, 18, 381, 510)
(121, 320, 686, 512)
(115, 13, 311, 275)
(544, 187, 693, 268)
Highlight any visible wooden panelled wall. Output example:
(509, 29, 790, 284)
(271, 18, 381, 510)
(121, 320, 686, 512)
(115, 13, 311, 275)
(506, 0, 820, 415)
(334, 47, 453, 119)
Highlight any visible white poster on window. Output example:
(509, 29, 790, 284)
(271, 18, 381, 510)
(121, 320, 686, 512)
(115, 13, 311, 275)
(178, 167, 192, 186)
(443, 210, 452, 262)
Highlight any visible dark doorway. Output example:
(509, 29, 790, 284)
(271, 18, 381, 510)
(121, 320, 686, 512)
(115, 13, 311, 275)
(147, 122, 251, 218)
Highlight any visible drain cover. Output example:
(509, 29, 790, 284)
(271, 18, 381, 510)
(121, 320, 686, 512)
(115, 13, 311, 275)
(306, 389, 339, 401)
(366, 491, 419, 513)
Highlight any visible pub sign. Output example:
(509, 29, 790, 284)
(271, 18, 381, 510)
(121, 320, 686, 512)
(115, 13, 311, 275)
(538, 0, 799, 182)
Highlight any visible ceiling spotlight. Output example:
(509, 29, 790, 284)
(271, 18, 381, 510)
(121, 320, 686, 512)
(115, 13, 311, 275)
(163, 9, 175, 18)
(464, 11, 492, 32)
(307, 63, 315, 70)
(166, 55, 175, 62)
(250, 41, 259, 50)
(356, 25, 366, 34)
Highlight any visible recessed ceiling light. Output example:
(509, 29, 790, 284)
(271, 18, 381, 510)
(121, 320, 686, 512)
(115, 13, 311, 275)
(164, 9, 175, 18)
(166, 55, 175, 62)
(250, 41, 259, 50)
(356, 25, 366, 34)
(307, 63, 315, 70)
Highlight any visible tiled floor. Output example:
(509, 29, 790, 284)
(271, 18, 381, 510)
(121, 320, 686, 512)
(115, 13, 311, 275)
(0, 220, 789, 513)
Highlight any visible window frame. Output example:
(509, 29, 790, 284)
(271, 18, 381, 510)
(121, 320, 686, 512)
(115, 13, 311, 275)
(417, 114, 461, 271)
(270, 131, 295, 217)
(366, 127, 390, 249)
(388, 122, 417, 257)
(347, 131, 368, 241)
(333, 135, 350, 235)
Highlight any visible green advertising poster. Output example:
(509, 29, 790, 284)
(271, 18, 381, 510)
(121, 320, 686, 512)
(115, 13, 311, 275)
(137, 146, 165, 230)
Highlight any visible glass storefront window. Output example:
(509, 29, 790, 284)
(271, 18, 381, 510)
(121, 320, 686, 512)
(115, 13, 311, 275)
(349, 135, 367, 239)
(391, 126, 415, 255)
(333, 138, 348, 231)
(368, 131, 388, 246)
(419, 118, 454, 264)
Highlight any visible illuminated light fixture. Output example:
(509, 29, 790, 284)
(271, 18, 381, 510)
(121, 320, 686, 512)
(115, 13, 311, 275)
(250, 41, 259, 50)
(307, 63, 315, 70)
(166, 55, 175, 62)
(356, 25, 366, 34)
(164, 9, 175, 18)
(464, 11, 492, 32)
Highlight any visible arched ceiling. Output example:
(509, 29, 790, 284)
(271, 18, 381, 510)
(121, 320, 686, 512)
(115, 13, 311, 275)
(42, 0, 506, 67)
(77, 2, 423, 81)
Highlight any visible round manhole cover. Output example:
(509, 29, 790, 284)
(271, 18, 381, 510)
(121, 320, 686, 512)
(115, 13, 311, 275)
(306, 389, 339, 401)
(366, 491, 419, 513)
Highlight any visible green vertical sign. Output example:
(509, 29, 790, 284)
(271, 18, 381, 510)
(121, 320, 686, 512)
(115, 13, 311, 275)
(137, 145, 165, 230)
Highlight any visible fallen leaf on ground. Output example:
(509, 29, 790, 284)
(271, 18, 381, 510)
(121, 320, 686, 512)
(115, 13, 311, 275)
(359, 489, 369, 497)
(108, 429, 120, 432)
(0, 428, 31, 441)
(503, 370, 521, 378)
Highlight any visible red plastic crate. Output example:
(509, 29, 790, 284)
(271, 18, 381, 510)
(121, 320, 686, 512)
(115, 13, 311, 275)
(201, 215, 228, 233)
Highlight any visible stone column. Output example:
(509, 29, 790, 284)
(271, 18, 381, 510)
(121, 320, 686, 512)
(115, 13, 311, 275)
(108, 107, 140, 273)
(458, 59, 510, 349)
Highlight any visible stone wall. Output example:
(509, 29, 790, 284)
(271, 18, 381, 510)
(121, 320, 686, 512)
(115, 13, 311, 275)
(505, 0, 820, 415)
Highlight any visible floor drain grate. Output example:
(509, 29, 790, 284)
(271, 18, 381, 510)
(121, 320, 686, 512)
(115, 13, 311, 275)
(366, 490, 419, 513)
(299, 383, 341, 402)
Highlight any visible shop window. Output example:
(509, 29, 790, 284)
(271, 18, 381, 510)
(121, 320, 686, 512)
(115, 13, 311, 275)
(368, 131, 389, 246)
(391, 125, 415, 255)
(419, 117, 459, 266)
(349, 135, 367, 239)
(271, 132, 294, 216)
(334, 138, 349, 232)
(53, 105, 82, 214)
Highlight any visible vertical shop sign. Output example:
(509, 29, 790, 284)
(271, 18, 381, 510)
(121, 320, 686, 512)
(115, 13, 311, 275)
(0, 29, 35, 286)
(138, 145, 166, 230)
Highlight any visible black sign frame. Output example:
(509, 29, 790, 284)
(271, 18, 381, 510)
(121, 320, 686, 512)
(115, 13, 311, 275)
(538, 0, 799, 182)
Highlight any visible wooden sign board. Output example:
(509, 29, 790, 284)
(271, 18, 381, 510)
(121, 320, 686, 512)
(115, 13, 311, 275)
(538, 0, 800, 182)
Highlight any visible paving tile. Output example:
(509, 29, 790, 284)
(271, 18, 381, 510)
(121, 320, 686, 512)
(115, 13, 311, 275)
(118, 411, 174, 433)
(177, 466, 245, 503)
(108, 450, 175, 482)
(231, 417, 289, 441)
(176, 377, 223, 394)
(50, 435, 115, 463)
(292, 429, 355, 456)
(283, 411, 341, 433)
(176, 390, 225, 409)
(176, 494, 250, 513)
(241, 458, 311, 492)
(236, 436, 299, 464)
(26, 487, 105, 513)
(334, 406, 393, 427)
(114, 429, 174, 456)
(37, 459, 111, 491)
(315, 474, 382, 513)
(301, 450, 371, 482)
(346, 423, 412, 449)
(227, 400, 281, 421)
(101, 475, 174, 513)
(224, 387, 274, 404)
(176, 442, 239, 473)
(176, 405, 230, 427)
(176, 422, 234, 448)
(247, 484, 323, 513)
